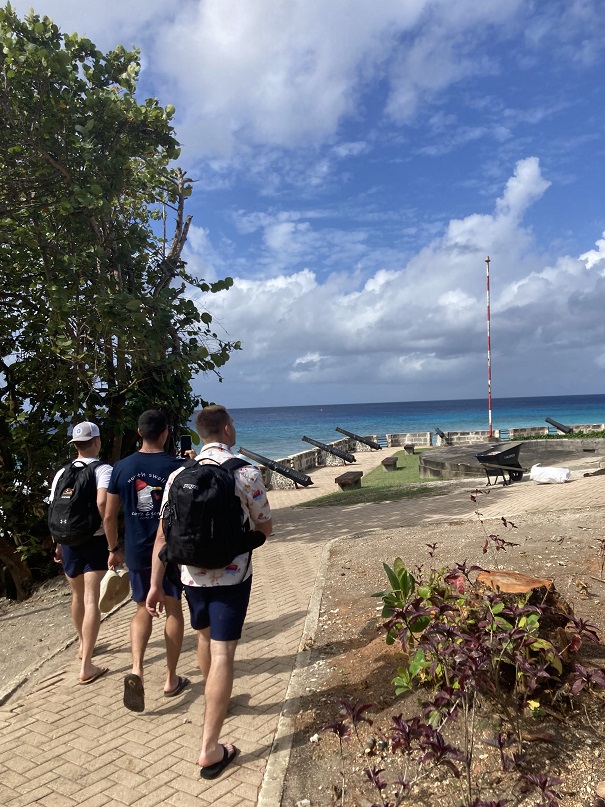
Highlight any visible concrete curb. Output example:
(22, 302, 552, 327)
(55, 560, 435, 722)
(0, 596, 130, 706)
(257, 534, 339, 807)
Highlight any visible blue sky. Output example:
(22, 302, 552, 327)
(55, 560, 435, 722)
(13, 0, 605, 408)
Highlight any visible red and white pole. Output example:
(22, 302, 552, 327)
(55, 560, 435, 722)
(485, 256, 493, 439)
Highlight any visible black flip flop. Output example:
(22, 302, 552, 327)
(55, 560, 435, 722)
(123, 673, 145, 712)
(164, 676, 190, 698)
(200, 744, 240, 780)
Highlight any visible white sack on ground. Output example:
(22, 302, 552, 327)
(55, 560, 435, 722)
(529, 464, 571, 484)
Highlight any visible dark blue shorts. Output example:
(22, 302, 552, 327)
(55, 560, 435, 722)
(184, 576, 252, 641)
(61, 536, 109, 579)
(129, 564, 182, 604)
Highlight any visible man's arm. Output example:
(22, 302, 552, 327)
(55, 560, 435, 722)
(103, 491, 123, 564)
(243, 467, 273, 537)
(145, 522, 168, 617)
(95, 463, 113, 538)
(255, 518, 273, 537)
(96, 487, 108, 521)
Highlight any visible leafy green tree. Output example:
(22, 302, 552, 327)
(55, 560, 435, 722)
(0, 4, 239, 598)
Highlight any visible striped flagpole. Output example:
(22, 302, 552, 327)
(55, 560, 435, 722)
(485, 256, 493, 438)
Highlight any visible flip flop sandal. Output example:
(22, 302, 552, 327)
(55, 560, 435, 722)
(79, 667, 108, 685)
(200, 744, 239, 780)
(164, 676, 190, 698)
(123, 673, 145, 712)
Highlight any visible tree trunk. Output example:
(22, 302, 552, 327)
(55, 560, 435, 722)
(0, 535, 34, 600)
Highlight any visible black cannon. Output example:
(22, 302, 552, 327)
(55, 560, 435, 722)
(546, 417, 573, 434)
(335, 427, 381, 450)
(476, 442, 525, 486)
(237, 447, 313, 488)
(435, 427, 451, 445)
(301, 435, 356, 463)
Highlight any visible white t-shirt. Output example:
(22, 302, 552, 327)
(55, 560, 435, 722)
(50, 457, 112, 537)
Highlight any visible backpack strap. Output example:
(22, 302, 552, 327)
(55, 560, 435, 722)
(222, 457, 250, 472)
(51, 459, 102, 495)
(76, 459, 102, 485)
(190, 456, 250, 471)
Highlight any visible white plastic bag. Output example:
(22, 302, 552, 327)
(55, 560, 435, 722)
(529, 463, 571, 484)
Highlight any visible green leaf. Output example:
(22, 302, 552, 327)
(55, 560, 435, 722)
(382, 562, 401, 593)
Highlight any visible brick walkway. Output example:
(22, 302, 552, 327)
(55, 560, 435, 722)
(1, 455, 604, 806)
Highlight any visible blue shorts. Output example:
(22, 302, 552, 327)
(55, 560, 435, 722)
(61, 536, 109, 579)
(184, 576, 252, 641)
(129, 564, 182, 604)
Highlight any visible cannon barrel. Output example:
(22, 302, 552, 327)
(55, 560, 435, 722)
(335, 427, 381, 450)
(545, 417, 573, 434)
(435, 427, 451, 445)
(237, 447, 313, 487)
(301, 436, 356, 463)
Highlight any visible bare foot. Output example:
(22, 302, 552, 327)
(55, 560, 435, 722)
(79, 662, 104, 681)
(198, 742, 237, 769)
(79, 665, 108, 685)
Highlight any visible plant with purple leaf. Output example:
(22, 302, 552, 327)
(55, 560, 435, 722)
(568, 662, 605, 694)
(520, 772, 562, 807)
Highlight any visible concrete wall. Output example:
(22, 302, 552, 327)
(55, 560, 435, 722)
(509, 426, 549, 438)
(437, 430, 501, 446)
(386, 432, 432, 447)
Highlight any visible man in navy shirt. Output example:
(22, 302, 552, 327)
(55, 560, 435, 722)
(104, 409, 190, 711)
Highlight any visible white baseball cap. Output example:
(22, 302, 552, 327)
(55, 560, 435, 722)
(69, 421, 100, 443)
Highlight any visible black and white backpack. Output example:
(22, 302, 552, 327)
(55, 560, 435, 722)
(48, 460, 101, 545)
(160, 457, 266, 569)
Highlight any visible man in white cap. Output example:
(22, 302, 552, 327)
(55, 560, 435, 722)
(49, 421, 113, 683)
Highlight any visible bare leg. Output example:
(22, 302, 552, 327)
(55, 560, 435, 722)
(198, 638, 238, 768)
(197, 627, 211, 681)
(130, 602, 153, 682)
(163, 596, 185, 693)
(67, 574, 85, 651)
(79, 570, 106, 681)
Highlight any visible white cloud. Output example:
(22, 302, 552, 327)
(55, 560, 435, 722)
(580, 233, 605, 271)
(195, 158, 605, 405)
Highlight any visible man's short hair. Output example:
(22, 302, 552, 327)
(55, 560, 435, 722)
(72, 437, 97, 451)
(138, 409, 168, 440)
(195, 405, 231, 439)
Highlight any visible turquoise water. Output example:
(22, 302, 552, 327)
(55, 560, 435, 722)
(220, 394, 605, 460)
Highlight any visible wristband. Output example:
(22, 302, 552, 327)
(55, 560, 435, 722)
(108, 545, 119, 553)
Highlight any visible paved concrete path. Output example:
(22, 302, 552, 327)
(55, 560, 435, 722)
(1, 454, 604, 807)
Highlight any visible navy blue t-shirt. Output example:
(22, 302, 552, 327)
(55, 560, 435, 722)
(107, 452, 185, 571)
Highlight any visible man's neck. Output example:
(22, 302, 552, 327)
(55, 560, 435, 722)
(139, 440, 165, 454)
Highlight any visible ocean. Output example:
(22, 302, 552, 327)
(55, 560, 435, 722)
(223, 394, 605, 460)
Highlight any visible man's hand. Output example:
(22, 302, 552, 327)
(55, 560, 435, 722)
(108, 549, 124, 570)
(53, 544, 62, 564)
(146, 585, 165, 618)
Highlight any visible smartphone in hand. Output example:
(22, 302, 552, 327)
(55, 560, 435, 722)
(179, 435, 193, 458)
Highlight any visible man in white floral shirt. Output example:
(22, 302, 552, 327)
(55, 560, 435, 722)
(146, 405, 272, 780)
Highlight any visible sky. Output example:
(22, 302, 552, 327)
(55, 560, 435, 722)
(12, 0, 605, 408)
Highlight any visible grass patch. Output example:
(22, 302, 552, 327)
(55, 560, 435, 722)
(297, 448, 450, 508)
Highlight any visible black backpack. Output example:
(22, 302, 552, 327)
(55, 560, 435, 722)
(48, 460, 102, 545)
(160, 457, 266, 569)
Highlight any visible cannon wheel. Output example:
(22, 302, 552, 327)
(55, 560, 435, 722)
(509, 470, 523, 482)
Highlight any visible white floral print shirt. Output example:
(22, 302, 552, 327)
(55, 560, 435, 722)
(160, 443, 271, 587)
